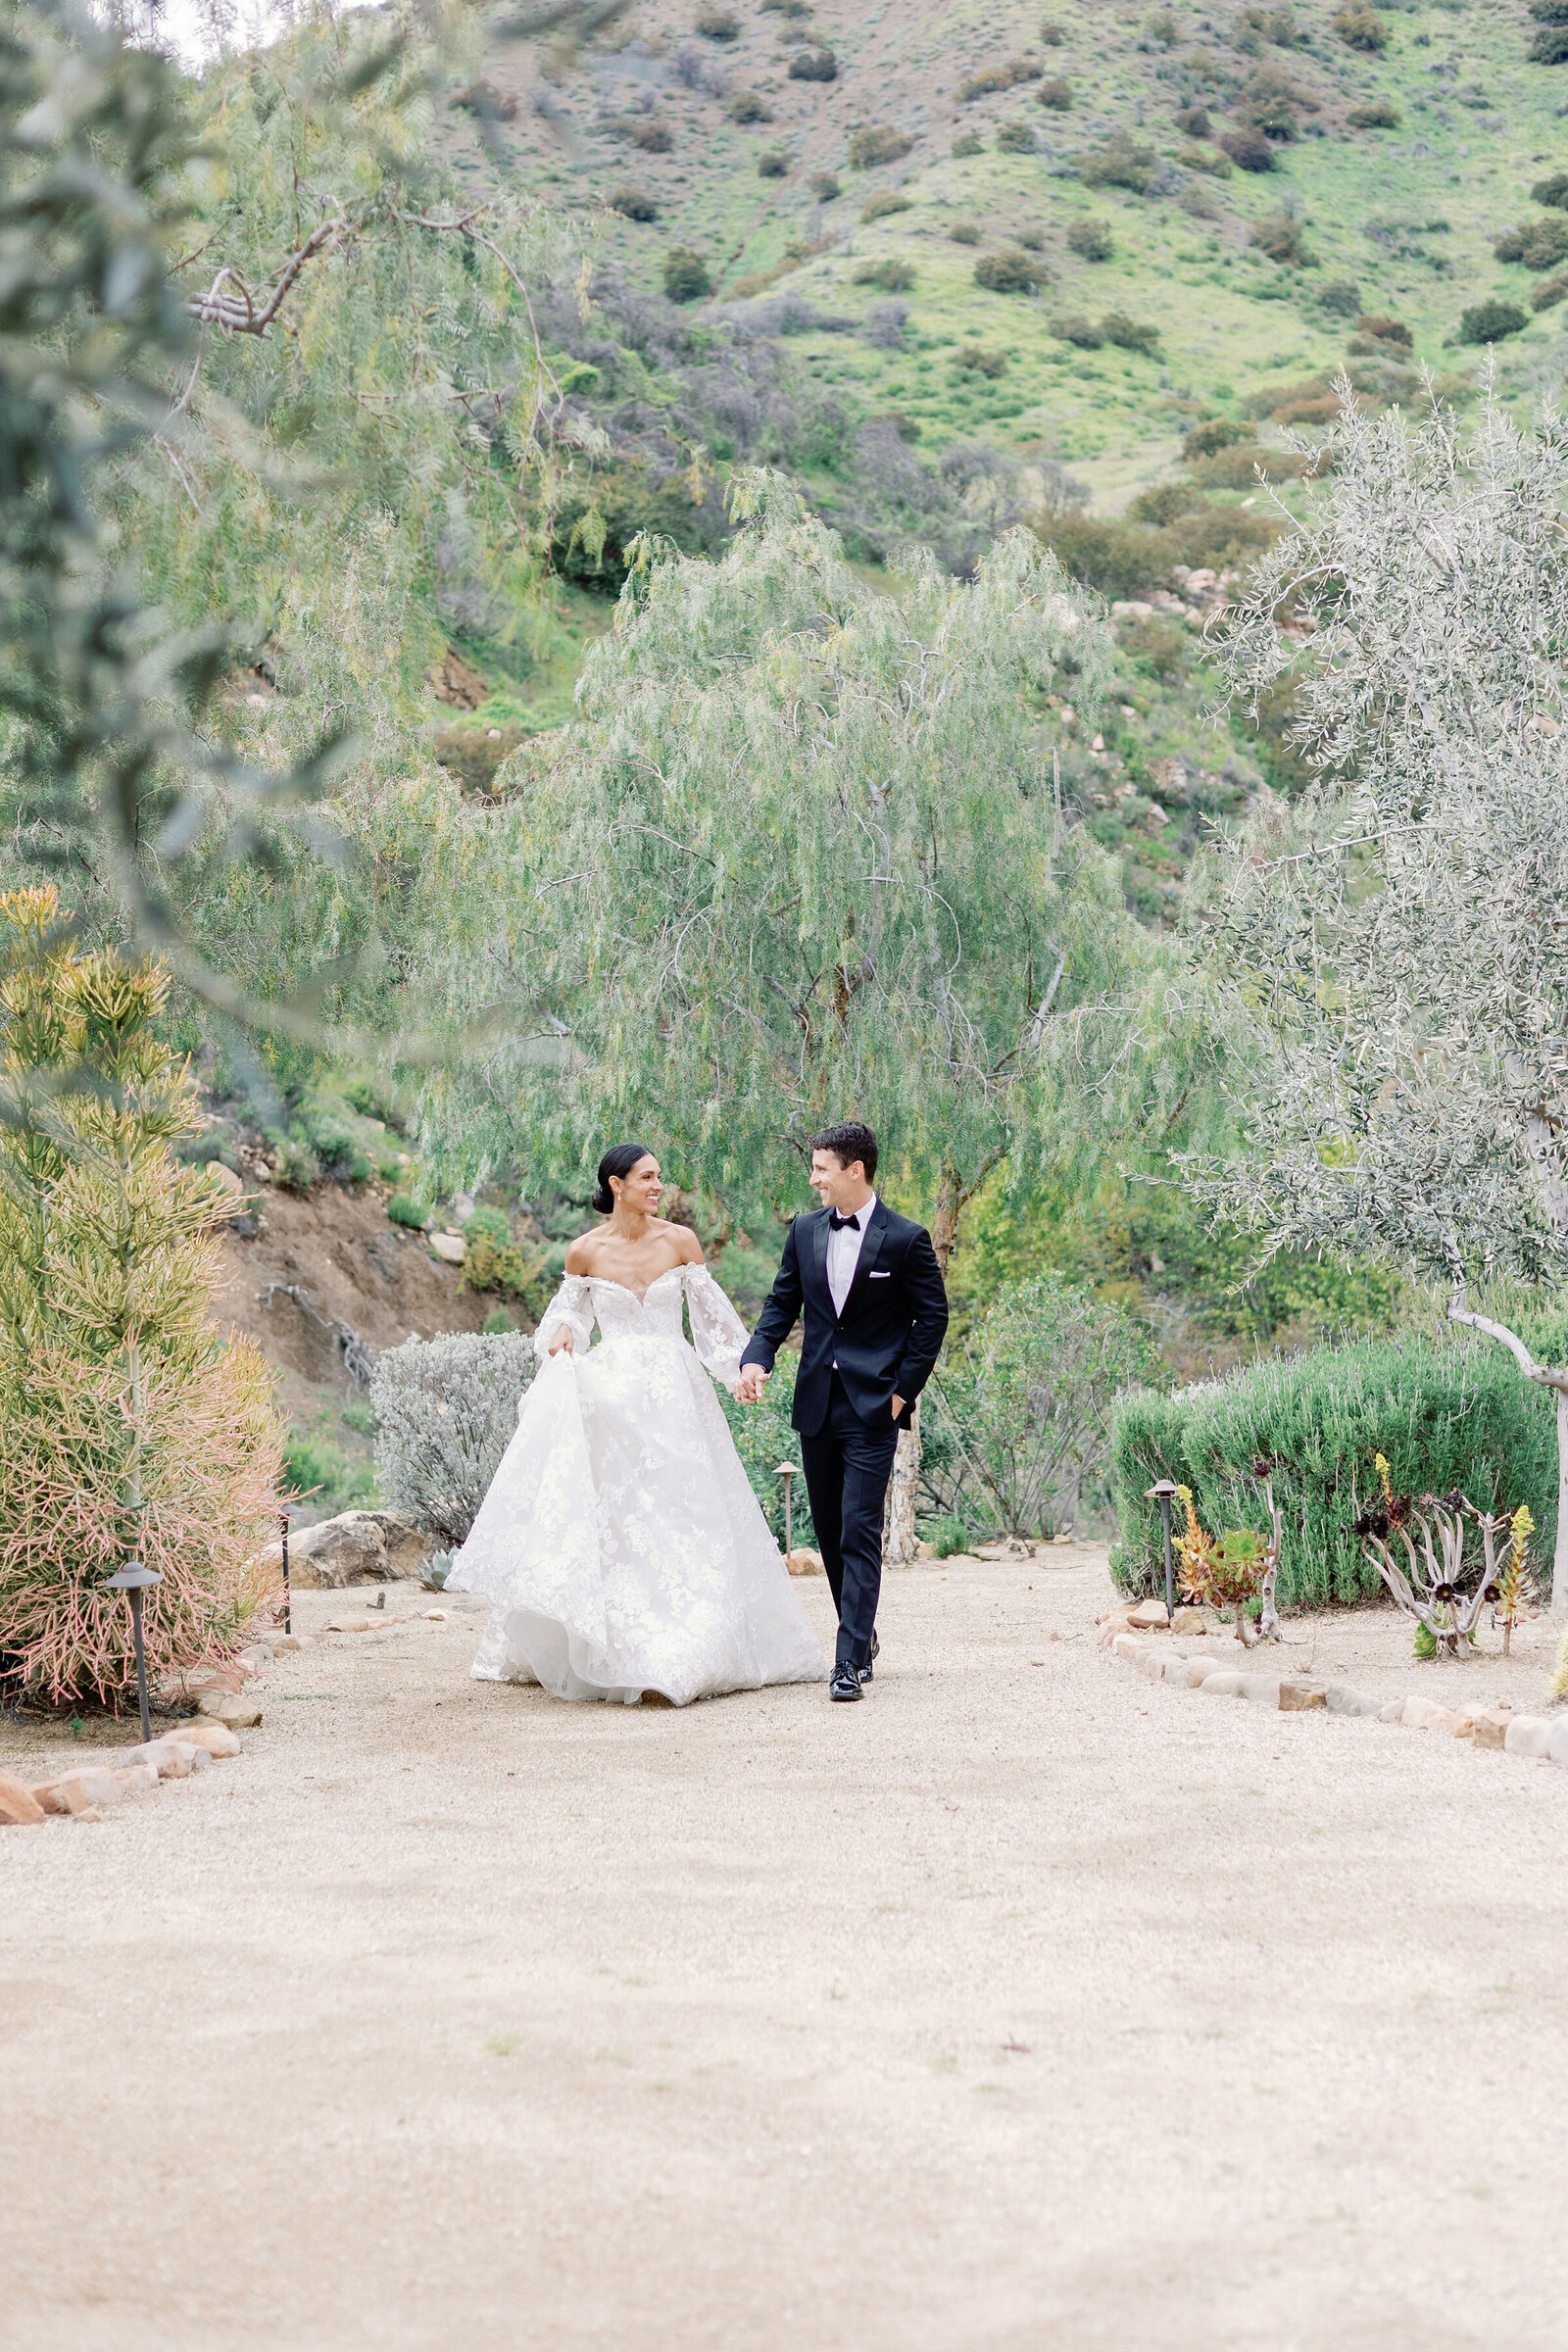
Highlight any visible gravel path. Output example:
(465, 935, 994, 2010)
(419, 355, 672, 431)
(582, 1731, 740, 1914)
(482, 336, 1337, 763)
(3, 1547, 1565, 2351)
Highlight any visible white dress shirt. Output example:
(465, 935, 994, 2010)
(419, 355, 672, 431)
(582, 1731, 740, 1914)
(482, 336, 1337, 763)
(825, 1192, 877, 1318)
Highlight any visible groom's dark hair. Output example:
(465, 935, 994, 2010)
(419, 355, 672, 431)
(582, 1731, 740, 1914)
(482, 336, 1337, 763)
(809, 1120, 878, 1181)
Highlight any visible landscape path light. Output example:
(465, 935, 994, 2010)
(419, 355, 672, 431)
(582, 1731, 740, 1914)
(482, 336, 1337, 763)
(104, 1559, 164, 1745)
(1145, 1479, 1182, 1627)
(773, 1461, 801, 1557)
(278, 1505, 294, 1635)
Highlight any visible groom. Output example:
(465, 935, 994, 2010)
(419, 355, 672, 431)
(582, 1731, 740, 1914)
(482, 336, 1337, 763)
(738, 1122, 949, 1702)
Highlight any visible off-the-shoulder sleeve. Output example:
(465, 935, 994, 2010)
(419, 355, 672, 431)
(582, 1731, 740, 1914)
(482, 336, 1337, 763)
(533, 1275, 595, 1363)
(683, 1263, 749, 1392)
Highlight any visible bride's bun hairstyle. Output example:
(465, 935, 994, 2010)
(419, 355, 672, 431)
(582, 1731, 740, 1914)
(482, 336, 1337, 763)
(593, 1142, 654, 1214)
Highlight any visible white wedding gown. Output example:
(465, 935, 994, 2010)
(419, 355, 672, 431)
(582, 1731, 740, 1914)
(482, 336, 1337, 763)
(447, 1265, 828, 1704)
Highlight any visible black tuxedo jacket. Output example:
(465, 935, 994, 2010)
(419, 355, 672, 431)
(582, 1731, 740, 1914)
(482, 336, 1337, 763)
(740, 1200, 950, 1436)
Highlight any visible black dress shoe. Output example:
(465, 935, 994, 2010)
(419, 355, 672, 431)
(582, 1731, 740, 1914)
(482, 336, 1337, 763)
(830, 1662, 862, 1701)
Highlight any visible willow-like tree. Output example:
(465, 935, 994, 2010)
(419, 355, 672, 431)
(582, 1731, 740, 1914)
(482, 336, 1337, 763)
(1187, 388, 1568, 1610)
(426, 474, 1201, 1547)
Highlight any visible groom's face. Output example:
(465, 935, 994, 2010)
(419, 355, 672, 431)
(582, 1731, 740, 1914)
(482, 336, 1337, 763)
(809, 1150, 870, 1212)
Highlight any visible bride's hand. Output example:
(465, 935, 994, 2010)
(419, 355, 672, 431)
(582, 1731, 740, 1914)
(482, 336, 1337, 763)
(548, 1326, 574, 1356)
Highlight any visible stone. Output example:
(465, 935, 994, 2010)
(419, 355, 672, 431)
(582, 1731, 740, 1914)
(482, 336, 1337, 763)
(1199, 1670, 1244, 1696)
(195, 1688, 262, 1729)
(1401, 1695, 1462, 1734)
(1125, 1599, 1171, 1631)
(115, 1764, 160, 1792)
(270, 1634, 303, 1653)
(1324, 1685, 1382, 1718)
(185, 1666, 246, 1695)
(1140, 1651, 1168, 1682)
(1110, 1634, 1145, 1662)
(0, 1774, 47, 1826)
(1378, 1698, 1406, 1724)
(430, 1231, 466, 1265)
(423, 1608, 448, 1622)
(206, 1158, 246, 1200)
(1547, 1719, 1568, 1767)
(120, 1739, 197, 1779)
(253, 1508, 430, 1590)
(1159, 1656, 1191, 1686)
(54, 1768, 129, 1816)
(786, 1547, 825, 1577)
(1470, 1709, 1513, 1751)
(1181, 1658, 1215, 1689)
(324, 1615, 376, 1634)
(1278, 1682, 1327, 1713)
(1170, 1607, 1208, 1634)
(1503, 1716, 1554, 1760)
(1238, 1674, 1282, 1706)
(170, 1720, 240, 1760)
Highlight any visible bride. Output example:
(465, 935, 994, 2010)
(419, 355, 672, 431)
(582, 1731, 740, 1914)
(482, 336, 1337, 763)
(448, 1145, 828, 1704)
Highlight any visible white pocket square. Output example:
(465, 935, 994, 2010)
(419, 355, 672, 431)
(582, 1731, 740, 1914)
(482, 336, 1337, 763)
(868, 1270, 891, 1279)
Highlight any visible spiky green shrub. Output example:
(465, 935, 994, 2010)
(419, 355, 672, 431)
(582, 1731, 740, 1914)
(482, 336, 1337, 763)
(0, 888, 283, 1707)
(1108, 1334, 1560, 1605)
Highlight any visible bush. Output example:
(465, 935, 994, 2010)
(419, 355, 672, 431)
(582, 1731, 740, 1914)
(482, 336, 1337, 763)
(1179, 182, 1221, 220)
(997, 120, 1037, 152)
(758, 148, 790, 177)
(1318, 274, 1362, 316)
(370, 1332, 537, 1547)
(975, 248, 1045, 292)
(1174, 104, 1209, 136)
(662, 247, 712, 302)
(1495, 215, 1568, 269)
(1040, 18, 1064, 43)
(948, 220, 982, 244)
(622, 119, 674, 153)
(1100, 310, 1160, 353)
(1033, 502, 1280, 599)
(1038, 77, 1073, 110)
(1219, 125, 1276, 171)
(284, 1430, 375, 1515)
(1355, 311, 1411, 346)
(695, 5, 739, 37)
(386, 1191, 431, 1230)
(1107, 1333, 1561, 1607)
(1051, 312, 1102, 348)
(923, 1277, 1160, 1540)
(1531, 2, 1568, 21)
(959, 60, 1038, 99)
(1531, 171, 1568, 208)
(1458, 299, 1528, 342)
(1066, 219, 1114, 263)
(956, 343, 1008, 376)
(1333, 5, 1389, 51)
(860, 190, 912, 221)
(610, 185, 659, 221)
(1183, 416, 1249, 460)
(848, 125, 913, 168)
(1533, 271, 1568, 310)
(0, 888, 283, 1709)
(788, 47, 837, 80)
(1530, 26, 1568, 64)
(853, 258, 914, 290)
(1250, 214, 1314, 266)
(1348, 101, 1400, 128)
(1234, 69, 1300, 139)
(727, 90, 773, 123)
(1080, 134, 1155, 191)
(808, 171, 841, 199)
(461, 1205, 548, 1302)
(952, 131, 984, 158)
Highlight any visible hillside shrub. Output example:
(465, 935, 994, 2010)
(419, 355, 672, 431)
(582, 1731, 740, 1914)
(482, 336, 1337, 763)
(1015, 226, 1046, 249)
(997, 120, 1038, 152)
(1183, 416, 1250, 460)
(1080, 134, 1155, 191)
(1250, 215, 1314, 266)
(859, 299, 908, 348)
(952, 131, 984, 158)
(1219, 125, 1276, 171)
(1180, 182, 1221, 219)
(1355, 312, 1410, 346)
(788, 47, 837, 80)
(0, 889, 283, 1709)
(461, 1206, 549, 1304)
(611, 185, 659, 220)
(975, 248, 1046, 292)
(386, 1191, 430, 1230)
(370, 1333, 536, 1548)
(960, 59, 1038, 99)
(808, 171, 841, 199)
(861, 191, 912, 221)
(1101, 311, 1160, 353)
(1183, 146, 1233, 177)
(848, 124, 913, 167)
(853, 258, 914, 290)
(948, 220, 982, 244)
(1530, 2, 1568, 22)
(1458, 299, 1528, 342)
(1531, 171, 1568, 208)
(1530, 26, 1568, 64)
(1040, 19, 1064, 42)
(1333, 5, 1389, 51)
(1533, 271, 1568, 310)
(621, 119, 675, 153)
(1494, 215, 1568, 269)
(1318, 274, 1362, 316)
(1234, 69, 1302, 138)
(1188, 439, 1298, 488)
(956, 343, 1008, 376)
(1038, 78, 1073, 110)
(1348, 101, 1400, 128)
(662, 247, 712, 302)
(1173, 104, 1210, 136)
(1052, 313, 1102, 348)
(1107, 1334, 1561, 1607)
(758, 148, 789, 177)
(727, 90, 773, 122)
(1066, 218, 1114, 262)
(1033, 503, 1279, 598)
(695, 6, 739, 37)
(924, 1277, 1159, 1541)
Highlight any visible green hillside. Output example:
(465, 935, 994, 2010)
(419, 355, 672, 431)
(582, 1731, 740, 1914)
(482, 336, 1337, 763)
(450, 0, 1568, 509)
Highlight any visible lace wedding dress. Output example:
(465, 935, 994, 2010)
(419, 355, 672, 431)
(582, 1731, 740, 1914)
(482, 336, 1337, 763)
(447, 1264, 828, 1705)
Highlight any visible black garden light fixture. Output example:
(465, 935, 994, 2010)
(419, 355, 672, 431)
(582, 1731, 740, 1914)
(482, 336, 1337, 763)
(1145, 1479, 1181, 1626)
(278, 1505, 294, 1635)
(104, 1558, 164, 1744)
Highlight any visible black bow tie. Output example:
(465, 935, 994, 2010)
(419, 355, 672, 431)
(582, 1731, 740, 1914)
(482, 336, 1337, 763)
(828, 1209, 862, 1233)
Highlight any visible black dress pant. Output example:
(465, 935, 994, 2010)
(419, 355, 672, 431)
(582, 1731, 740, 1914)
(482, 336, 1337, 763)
(799, 1372, 900, 1672)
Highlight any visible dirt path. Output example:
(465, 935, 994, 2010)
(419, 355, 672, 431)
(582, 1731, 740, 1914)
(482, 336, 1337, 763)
(3, 1547, 1565, 2351)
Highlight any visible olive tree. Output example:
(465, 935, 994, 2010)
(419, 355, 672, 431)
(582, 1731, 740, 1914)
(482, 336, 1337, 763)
(1188, 387, 1568, 1608)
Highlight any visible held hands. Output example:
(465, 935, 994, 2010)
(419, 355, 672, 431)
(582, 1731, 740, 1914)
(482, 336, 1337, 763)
(737, 1362, 768, 1404)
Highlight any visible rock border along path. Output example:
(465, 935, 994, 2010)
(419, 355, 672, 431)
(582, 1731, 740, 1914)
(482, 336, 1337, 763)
(1100, 1606, 1568, 1767)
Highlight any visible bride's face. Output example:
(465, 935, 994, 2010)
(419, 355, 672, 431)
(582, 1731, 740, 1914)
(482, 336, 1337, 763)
(612, 1154, 662, 1215)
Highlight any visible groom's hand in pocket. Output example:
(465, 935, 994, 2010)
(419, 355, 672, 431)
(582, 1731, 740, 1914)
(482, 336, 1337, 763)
(737, 1363, 768, 1404)
(891, 1394, 906, 1423)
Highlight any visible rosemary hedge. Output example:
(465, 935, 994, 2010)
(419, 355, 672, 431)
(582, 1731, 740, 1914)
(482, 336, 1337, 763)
(1108, 1332, 1563, 1606)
